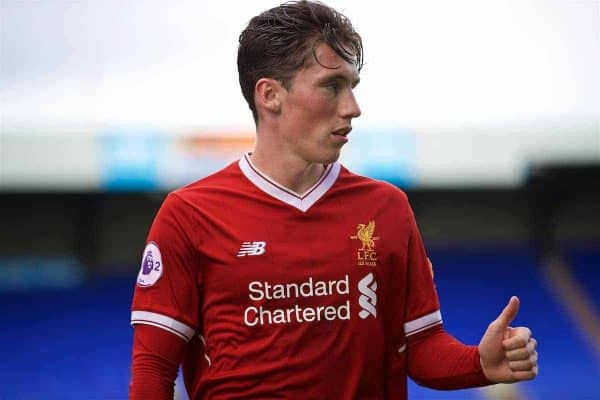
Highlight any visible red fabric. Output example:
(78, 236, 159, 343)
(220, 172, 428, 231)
(129, 325, 492, 400)
(407, 324, 491, 390)
(129, 158, 489, 399)
(129, 325, 186, 400)
(403, 205, 441, 328)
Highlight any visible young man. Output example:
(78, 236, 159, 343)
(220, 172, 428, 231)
(129, 1, 538, 398)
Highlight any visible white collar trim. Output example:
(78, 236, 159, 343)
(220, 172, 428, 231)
(238, 153, 340, 212)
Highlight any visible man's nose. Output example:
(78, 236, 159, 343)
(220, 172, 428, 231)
(340, 90, 361, 119)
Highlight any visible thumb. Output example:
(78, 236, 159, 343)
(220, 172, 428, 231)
(494, 296, 520, 328)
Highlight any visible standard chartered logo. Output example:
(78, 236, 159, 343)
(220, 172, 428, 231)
(244, 276, 350, 326)
(242, 273, 378, 326)
(358, 272, 377, 319)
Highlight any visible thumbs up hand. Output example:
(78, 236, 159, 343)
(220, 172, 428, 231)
(478, 296, 539, 383)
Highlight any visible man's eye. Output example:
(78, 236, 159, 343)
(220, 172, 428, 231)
(326, 82, 340, 93)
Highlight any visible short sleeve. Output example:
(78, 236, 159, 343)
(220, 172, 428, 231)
(403, 206, 442, 337)
(130, 193, 201, 342)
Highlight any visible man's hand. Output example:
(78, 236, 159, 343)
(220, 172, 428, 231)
(478, 296, 539, 383)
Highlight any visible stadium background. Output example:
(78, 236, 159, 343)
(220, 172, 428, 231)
(1, 0, 599, 399)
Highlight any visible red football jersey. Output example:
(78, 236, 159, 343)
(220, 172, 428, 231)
(131, 154, 442, 399)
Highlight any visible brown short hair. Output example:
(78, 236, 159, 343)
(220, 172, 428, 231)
(238, 0, 363, 123)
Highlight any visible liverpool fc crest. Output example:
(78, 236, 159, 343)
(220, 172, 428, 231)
(350, 220, 379, 266)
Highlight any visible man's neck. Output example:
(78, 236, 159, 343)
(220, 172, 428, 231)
(249, 149, 326, 195)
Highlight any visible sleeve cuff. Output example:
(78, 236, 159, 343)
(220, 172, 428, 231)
(131, 310, 195, 342)
(404, 309, 443, 336)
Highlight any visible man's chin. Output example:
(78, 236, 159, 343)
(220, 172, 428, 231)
(320, 150, 342, 165)
(302, 146, 343, 166)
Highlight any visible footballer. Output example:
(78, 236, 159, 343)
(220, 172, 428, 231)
(129, 1, 538, 398)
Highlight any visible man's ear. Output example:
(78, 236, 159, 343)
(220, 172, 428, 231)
(255, 78, 283, 115)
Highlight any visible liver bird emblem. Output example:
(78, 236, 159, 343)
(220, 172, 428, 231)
(350, 220, 379, 250)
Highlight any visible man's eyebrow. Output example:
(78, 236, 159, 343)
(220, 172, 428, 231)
(320, 73, 361, 87)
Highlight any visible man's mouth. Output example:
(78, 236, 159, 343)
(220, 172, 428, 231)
(332, 127, 352, 137)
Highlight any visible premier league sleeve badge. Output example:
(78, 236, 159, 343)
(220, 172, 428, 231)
(136, 242, 163, 287)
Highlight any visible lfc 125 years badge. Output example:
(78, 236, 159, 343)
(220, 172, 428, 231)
(350, 220, 379, 266)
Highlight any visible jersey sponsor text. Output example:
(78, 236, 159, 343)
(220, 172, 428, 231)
(248, 275, 349, 300)
(245, 275, 351, 326)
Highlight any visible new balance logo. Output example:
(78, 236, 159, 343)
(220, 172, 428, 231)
(358, 272, 377, 319)
(237, 241, 267, 257)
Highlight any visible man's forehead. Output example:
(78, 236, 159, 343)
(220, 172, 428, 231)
(307, 43, 360, 80)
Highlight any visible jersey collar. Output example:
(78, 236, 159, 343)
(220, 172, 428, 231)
(238, 153, 340, 212)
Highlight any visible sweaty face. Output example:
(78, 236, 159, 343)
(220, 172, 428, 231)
(278, 42, 361, 165)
